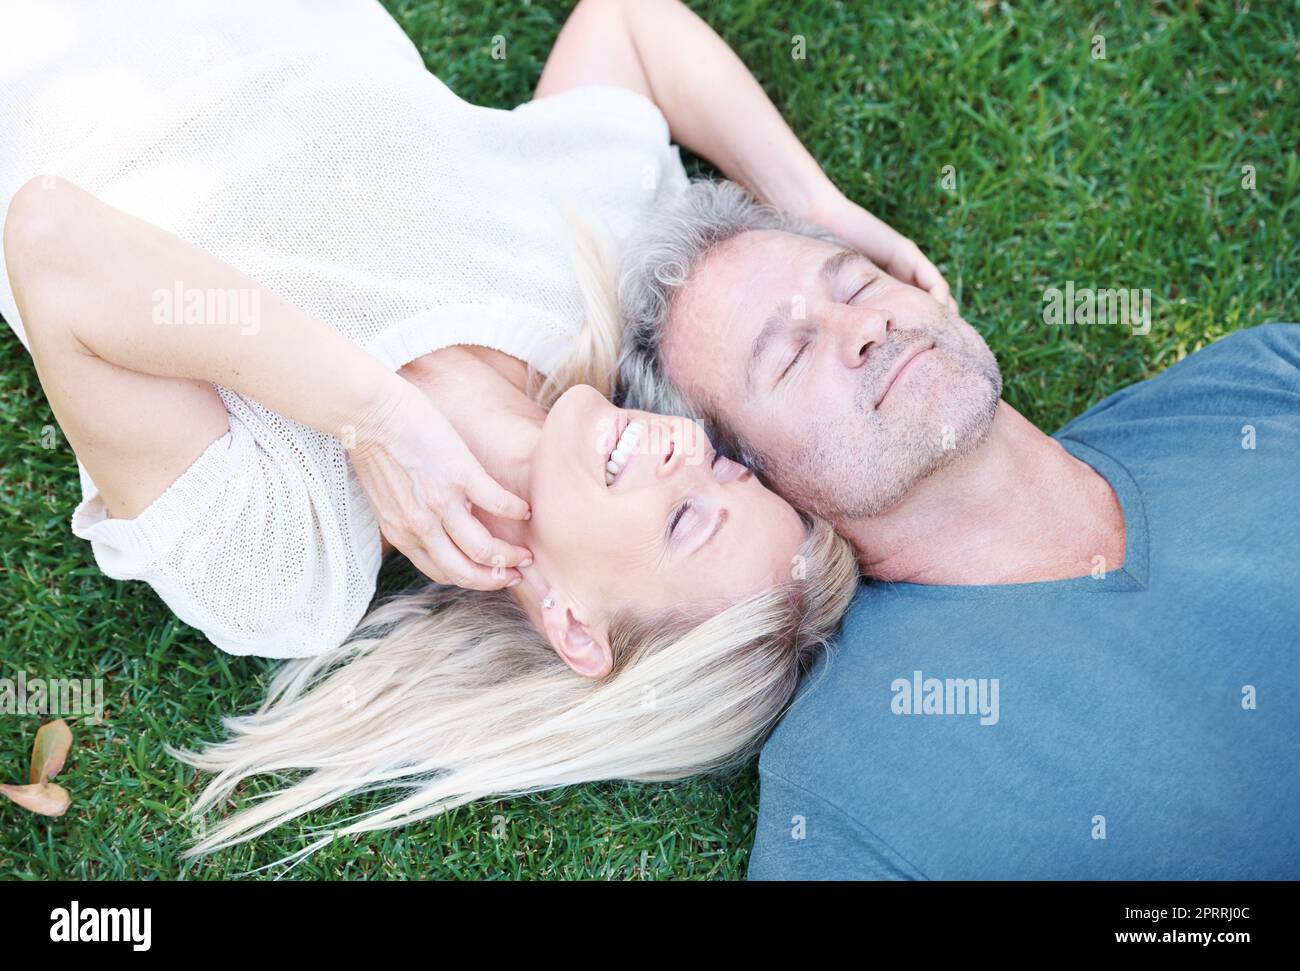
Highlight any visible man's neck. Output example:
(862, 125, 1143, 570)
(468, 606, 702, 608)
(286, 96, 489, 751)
(842, 402, 1126, 585)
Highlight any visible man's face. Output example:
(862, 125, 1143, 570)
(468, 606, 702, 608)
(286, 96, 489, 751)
(659, 230, 1002, 520)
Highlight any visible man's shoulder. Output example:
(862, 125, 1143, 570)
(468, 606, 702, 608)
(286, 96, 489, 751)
(758, 583, 875, 768)
(747, 760, 930, 880)
(757, 581, 990, 779)
(752, 583, 991, 881)
(1147, 322, 1300, 391)
(1203, 321, 1300, 363)
(1056, 322, 1300, 439)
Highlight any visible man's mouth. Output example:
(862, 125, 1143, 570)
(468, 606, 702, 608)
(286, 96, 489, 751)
(874, 342, 936, 408)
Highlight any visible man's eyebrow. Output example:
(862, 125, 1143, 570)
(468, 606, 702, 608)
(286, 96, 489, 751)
(820, 248, 862, 282)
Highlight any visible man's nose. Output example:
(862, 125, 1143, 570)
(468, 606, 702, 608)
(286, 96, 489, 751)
(829, 303, 892, 369)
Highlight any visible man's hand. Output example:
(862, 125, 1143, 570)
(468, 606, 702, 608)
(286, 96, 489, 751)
(346, 379, 532, 590)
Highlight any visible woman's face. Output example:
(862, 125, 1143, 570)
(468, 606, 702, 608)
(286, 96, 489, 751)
(522, 385, 806, 660)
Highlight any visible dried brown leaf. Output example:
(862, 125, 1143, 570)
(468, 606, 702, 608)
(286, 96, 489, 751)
(0, 782, 71, 817)
(30, 719, 72, 785)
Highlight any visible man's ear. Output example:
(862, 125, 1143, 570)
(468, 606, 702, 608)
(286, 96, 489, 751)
(539, 594, 612, 679)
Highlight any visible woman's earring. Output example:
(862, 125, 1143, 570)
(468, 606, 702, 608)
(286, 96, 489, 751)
(542, 597, 554, 610)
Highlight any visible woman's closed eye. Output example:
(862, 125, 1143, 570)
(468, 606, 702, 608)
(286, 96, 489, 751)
(668, 497, 697, 538)
(665, 449, 728, 535)
(666, 453, 735, 548)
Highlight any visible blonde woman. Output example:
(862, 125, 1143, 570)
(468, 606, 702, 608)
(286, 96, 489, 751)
(1, 0, 938, 857)
(173, 355, 861, 859)
(9, 175, 862, 859)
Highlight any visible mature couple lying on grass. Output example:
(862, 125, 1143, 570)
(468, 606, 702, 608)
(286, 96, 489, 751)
(2, 0, 1296, 878)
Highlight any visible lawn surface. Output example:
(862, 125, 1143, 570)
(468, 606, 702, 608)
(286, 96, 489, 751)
(1, 0, 1295, 878)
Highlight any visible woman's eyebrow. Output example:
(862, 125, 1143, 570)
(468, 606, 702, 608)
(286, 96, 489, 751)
(693, 508, 729, 556)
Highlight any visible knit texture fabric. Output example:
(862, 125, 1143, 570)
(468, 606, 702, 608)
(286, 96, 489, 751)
(0, 0, 688, 657)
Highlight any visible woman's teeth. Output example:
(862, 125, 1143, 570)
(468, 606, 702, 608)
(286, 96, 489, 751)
(605, 421, 645, 485)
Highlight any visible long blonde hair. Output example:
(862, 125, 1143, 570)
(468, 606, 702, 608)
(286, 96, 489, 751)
(167, 208, 861, 864)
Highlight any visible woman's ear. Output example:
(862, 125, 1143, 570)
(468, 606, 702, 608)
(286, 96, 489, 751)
(539, 594, 612, 679)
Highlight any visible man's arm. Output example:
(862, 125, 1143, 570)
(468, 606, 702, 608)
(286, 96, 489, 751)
(535, 0, 953, 306)
(748, 766, 928, 880)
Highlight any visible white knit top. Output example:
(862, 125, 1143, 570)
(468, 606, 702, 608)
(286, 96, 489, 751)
(0, 0, 689, 657)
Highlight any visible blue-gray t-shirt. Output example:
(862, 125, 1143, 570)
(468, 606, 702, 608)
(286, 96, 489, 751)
(749, 323, 1300, 880)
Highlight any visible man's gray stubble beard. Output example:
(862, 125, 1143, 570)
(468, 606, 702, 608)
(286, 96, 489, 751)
(769, 321, 1003, 522)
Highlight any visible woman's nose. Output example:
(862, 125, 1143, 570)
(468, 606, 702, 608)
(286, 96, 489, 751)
(654, 419, 698, 479)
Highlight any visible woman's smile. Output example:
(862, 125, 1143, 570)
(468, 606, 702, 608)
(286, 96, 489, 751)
(523, 385, 809, 617)
(603, 418, 643, 486)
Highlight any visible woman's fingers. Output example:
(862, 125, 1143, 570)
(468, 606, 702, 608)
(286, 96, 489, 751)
(825, 198, 957, 313)
(422, 525, 522, 591)
(889, 237, 956, 313)
(465, 465, 531, 521)
(347, 381, 535, 593)
(400, 541, 450, 586)
(442, 500, 532, 571)
(919, 265, 954, 311)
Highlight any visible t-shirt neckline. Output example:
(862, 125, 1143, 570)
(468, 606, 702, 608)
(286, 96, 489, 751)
(864, 432, 1150, 599)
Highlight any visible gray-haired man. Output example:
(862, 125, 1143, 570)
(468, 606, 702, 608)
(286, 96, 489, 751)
(617, 178, 1300, 879)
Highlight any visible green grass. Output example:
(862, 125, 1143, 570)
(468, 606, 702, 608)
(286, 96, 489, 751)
(1, 0, 1295, 879)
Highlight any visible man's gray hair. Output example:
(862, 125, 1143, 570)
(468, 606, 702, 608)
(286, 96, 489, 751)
(615, 179, 843, 435)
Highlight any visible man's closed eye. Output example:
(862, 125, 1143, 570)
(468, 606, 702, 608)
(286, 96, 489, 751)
(846, 272, 880, 305)
(778, 341, 809, 385)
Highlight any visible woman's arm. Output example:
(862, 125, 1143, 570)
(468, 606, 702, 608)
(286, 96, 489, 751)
(3, 176, 530, 589)
(5, 177, 400, 444)
(535, 0, 953, 306)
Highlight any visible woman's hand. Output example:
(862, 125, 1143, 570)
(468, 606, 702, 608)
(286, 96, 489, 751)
(346, 378, 533, 591)
(810, 191, 957, 313)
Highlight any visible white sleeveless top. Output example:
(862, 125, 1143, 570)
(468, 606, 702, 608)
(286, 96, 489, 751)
(0, 0, 689, 657)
